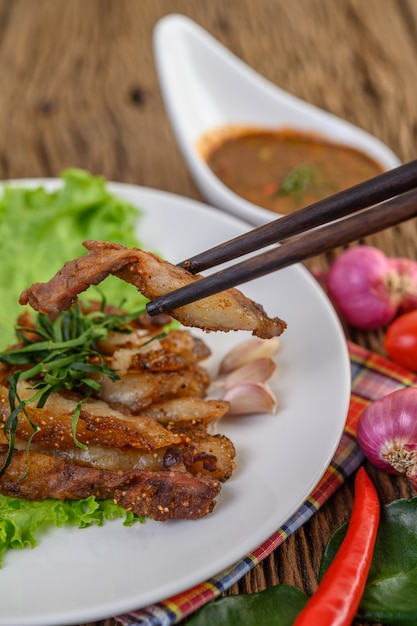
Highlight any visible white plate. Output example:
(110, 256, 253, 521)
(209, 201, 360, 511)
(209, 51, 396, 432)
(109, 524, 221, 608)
(153, 14, 401, 226)
(0, 181, 350, 626)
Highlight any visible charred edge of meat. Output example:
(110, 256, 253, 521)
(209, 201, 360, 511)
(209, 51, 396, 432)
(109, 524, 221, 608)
(0, 445, 221, 521)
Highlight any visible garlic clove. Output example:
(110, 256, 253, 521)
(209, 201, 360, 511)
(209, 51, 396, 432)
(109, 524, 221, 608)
(223, 357, 276, 389)
(222, 381, 278, 415)
(219, 337, 280, 374)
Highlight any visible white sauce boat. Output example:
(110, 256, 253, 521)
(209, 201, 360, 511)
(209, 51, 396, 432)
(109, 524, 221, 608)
(153, 14, 401, 226)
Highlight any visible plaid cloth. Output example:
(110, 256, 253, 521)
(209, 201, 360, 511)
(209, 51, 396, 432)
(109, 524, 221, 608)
(116, 341, 417, 626)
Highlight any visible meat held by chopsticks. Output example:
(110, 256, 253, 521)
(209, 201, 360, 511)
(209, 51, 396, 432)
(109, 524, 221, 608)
(19, 240, 286, 339)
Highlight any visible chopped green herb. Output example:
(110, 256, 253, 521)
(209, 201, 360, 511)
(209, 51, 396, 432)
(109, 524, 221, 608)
(277, 165, 319, 197)
(0, 300, 149, 476)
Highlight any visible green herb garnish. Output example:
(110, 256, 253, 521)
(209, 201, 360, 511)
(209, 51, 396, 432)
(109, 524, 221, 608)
(277, 164, 319, 197)
(0, 300, 147, 476)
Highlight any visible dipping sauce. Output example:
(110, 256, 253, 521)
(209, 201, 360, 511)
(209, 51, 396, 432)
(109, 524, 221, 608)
(202, 127, 384, 215)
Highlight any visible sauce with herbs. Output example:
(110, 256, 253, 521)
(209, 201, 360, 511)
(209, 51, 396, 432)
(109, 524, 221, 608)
(203, 128, 384, 215)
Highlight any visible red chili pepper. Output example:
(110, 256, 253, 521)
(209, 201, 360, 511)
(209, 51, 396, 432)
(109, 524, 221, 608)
(293, 466, 380, 626)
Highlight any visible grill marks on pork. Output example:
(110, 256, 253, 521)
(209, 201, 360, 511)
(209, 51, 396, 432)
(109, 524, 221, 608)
(100, 330, 211, 374)
(0, 319, 236, 520)
(19, 242, 135, 314)
(0, 446, 220, 521)
(96, 365, 210, 413)
(142, 397, 230, 423)
(165, 420, 236, 482)
(44, 420, 236, 483)
(19, 240, 287, 339)
(0, 385, 182, 451)
(5, 233, 277, 520)
(0, 386, 235, 482)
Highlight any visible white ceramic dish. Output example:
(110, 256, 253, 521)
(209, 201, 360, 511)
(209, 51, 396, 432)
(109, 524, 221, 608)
(0, 181, 350, 626)
(153, 14, 401, 226)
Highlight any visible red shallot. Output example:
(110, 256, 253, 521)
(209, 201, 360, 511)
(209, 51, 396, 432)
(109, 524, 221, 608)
(325, 246, 417, 330)
(357, 387, 417, 490)
(390, 257, 417, 313)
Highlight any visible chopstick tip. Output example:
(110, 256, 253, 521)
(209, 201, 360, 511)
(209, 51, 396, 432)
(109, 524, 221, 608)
(146, 301, 164, 316)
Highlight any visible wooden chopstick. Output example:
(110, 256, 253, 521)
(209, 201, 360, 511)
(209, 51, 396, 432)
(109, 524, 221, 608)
(146, 164, 417, 316)
(178, 159, 417, 273)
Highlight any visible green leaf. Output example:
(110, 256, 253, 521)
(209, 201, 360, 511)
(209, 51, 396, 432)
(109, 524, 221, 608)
(320, 497, 417, 625)
(0, 493, 144, 567)
(0, 168, 146, 347)
(278, 165, 317, 196)
(186, 585, 308, 626)
(0, 301, 150, 473)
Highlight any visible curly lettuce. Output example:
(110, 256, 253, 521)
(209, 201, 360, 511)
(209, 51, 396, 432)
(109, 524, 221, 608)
(0, 168, 148, 566)
(0, 493, 143, 567)
(0, 168, 145, 347)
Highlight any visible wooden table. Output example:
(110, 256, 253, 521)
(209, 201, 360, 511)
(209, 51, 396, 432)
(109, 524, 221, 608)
(1, 1, 416, 625)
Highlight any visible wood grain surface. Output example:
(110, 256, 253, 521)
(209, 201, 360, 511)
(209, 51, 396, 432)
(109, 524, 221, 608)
(0, 1, 416, 625)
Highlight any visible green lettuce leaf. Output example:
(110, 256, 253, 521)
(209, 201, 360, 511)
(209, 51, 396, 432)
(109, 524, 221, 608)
(0, 168, 145, 346)
(0, 493, 143, 567)
(320, 496, 417, 625)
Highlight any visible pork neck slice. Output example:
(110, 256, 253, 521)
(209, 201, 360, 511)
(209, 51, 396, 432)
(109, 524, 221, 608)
(19, 240, 286, 339)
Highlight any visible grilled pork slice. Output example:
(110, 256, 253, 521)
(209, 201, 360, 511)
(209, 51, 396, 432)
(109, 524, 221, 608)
(0, 445, 221, 521)
(167, 420, 236, 482)
(45, 417, 236, 482)
(100, 329, 211, 374)
(0, 384, 183, 451)
(96, 365, 210, 413)
(142, 397, 230, 423)
(19, 240, 286, 339)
